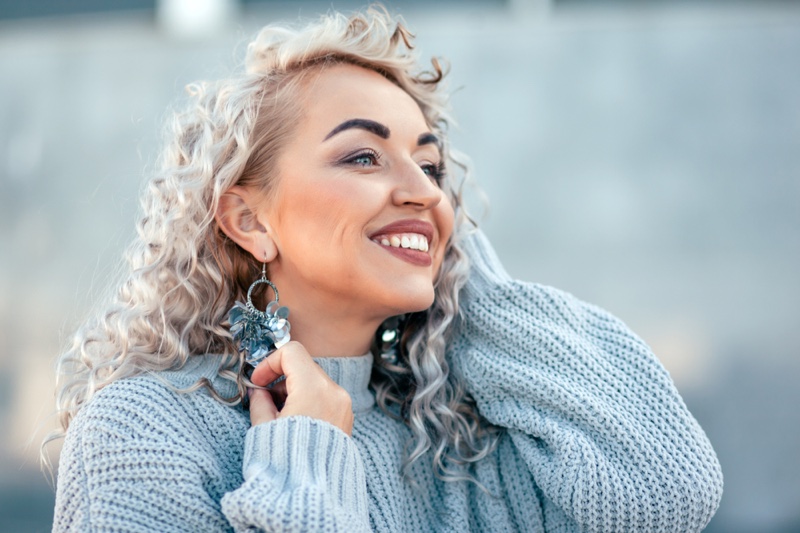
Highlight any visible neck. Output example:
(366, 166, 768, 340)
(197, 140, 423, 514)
(265, 264, 397, 357)
(285, 303, 383, 357)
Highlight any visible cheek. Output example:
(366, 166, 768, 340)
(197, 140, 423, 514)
(433, 195, 456, 274)
(438, 195, 456, 245)
(274, 173, 385, 245)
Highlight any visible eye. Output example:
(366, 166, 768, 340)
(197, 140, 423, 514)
(342, 149, 381, 167)
(420, 161, 446, 184)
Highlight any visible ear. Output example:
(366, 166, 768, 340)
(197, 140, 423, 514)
(215, 186, 278, 262)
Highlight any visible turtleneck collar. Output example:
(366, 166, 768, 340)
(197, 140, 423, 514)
(313, 352, 375, 414)
(160, 353, 376, 414)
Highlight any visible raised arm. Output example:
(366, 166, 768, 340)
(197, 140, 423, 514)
(450, 231, 723, 532)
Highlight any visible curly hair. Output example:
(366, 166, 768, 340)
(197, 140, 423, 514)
(45, 5, 497, 482)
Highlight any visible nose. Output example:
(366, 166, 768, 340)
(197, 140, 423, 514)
(390, 159, 443, 210)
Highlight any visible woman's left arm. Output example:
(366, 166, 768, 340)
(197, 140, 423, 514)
(451, 232, 723, 533)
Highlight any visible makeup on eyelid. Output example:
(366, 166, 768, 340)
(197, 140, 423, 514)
(255, 64, 455, 353)
(331, 144, 446, 184)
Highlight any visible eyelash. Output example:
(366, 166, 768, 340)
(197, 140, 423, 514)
(341, 149, 446, 185)
(342, 149, 381, 167)
(421, 161, 447, 184)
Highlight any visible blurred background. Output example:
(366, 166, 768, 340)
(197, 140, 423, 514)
(1, 0, 798, 531)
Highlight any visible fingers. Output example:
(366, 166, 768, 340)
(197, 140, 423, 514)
(250, 341, 314, 387)
(249, 354, 283, 388)
(249, 388, 279, 426)
(246, 341, 355, 435)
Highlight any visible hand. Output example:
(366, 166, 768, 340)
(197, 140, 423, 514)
(248, 341, 354, 436)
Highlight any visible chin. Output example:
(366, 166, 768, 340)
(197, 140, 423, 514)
(364, 266, 440, 317)
(393, 287, 436, 316)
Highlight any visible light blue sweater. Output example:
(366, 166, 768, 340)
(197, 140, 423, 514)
(52, 232, 723, 532)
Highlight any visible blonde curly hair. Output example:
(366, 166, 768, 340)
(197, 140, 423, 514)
(46, 5, 496, 482)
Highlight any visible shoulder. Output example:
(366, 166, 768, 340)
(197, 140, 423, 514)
(70, 374, 189, 445)
(459, 230, 614, 327)
(461, 275, 627, 339)
(55, 359, 247, 532)
(455, 238, 659, 378)
(70, 355, 242, 444)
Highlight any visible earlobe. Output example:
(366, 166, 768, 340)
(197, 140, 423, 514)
(216, 186, 278, 262)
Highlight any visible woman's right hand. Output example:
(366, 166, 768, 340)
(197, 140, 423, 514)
(247, 341, 354, 436)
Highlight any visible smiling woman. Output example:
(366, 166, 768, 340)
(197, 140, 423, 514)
(46, 5, 723, 533)
(217, 64, 455, 358)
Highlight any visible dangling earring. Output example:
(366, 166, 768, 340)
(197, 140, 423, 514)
(227, 257, 291, 376)
(376, 315, 404, 365)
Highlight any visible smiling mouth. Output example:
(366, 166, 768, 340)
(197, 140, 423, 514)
(369, 220, 435, 267)
(370, 233, 432, 267)
(371, 233, 429, 252)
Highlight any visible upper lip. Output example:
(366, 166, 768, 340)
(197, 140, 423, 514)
(369, 219, 434, 244)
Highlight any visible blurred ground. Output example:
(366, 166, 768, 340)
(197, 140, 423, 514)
(1, 1, 799, 531)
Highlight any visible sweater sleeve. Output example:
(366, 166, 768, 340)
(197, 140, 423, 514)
(221, 416, 371, 532)
(451, 230, 723, 533)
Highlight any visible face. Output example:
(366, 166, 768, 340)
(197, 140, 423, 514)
(256, 63, 454, 325)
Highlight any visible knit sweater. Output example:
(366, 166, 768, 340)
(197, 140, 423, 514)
(52, 231, 723, 532)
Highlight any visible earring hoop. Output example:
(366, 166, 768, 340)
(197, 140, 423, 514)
(227, 259, 291, 373)
(245, 262, 282, 320)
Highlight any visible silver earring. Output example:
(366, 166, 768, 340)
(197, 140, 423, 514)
(228, 259, 291, 374)
(377, 315, 404, 364)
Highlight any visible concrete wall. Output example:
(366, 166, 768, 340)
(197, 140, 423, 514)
(1, 2, 798, 530)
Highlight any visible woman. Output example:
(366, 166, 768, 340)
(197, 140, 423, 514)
(49, 7, 723, 532)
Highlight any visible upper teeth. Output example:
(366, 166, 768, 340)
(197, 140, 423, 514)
(375, 233, 429, 252)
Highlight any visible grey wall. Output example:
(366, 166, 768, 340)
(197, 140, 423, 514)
(1, 2, 798, 531)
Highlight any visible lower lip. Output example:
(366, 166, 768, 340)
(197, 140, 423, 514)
(375, 242, 432, 267)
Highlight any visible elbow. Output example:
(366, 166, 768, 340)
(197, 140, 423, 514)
(645, 447, 724, 533)
(593, 448, 724, 533)
(566, 450, 724, 533)
(680, 456, 724, 532)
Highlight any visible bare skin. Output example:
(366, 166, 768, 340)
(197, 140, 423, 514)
(248, 342, 354, 434)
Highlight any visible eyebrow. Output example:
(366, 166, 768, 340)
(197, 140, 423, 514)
(417, 132, 440, 149)
(323, 118, 440, 149)
(324, 119, 389, 141)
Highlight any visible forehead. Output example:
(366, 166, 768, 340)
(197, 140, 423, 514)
(298, 63, 429, 136)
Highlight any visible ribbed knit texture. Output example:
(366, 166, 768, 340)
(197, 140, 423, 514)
(53, 230, 723, 532)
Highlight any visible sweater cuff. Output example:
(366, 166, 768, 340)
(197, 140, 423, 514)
(243, 416, 365, 505)
(459, 229, 512, 295)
